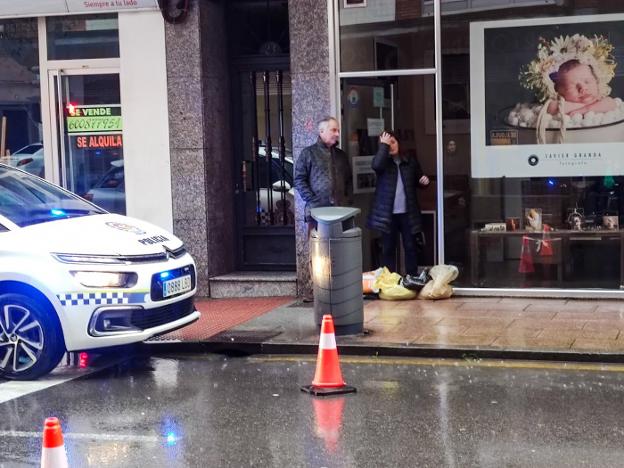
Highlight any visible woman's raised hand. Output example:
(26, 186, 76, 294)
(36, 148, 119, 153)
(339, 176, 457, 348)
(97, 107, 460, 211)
(379, 132, 392, 146)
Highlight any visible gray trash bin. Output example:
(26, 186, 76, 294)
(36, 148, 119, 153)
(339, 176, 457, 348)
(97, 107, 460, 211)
(310, 207, 363, 335)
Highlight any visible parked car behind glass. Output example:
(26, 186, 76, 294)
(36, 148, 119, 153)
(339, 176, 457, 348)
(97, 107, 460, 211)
(84, 159, 126, 214)
(5, 143, 44, 178)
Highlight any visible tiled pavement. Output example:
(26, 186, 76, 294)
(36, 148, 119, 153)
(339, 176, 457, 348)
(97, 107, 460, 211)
(362, 297, 624, 352)
(150, 296, 293, 341)
(150, 295, 624, 355)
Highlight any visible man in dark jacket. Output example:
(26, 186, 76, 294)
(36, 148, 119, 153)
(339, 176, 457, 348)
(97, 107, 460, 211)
(294, 117, 353, 227)
(294, 116, 353, 301)
(367, 131, 429, 277)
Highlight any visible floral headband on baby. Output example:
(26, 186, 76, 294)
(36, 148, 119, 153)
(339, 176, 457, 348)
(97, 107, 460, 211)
(519, 34, 616, 103)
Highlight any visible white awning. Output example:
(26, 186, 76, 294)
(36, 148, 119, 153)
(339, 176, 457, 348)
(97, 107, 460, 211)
(0, 0, 159, 19)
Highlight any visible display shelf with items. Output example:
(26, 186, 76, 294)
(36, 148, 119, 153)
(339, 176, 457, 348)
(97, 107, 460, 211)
(468, 176, 624, 289)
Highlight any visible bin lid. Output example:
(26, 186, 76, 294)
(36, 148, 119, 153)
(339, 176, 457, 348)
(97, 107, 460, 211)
(310, 227, 361, 238)
(310, 206, 361, 224)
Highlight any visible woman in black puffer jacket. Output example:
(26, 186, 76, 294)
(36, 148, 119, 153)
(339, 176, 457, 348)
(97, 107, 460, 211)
(366, 131, 430, 277)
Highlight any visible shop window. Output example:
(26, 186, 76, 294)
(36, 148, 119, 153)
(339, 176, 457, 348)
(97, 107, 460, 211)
(47, 14, 119, 60)
(0, 18, 42, 177)
(339, 1, 434, 72)
(441, 2, 624, 289)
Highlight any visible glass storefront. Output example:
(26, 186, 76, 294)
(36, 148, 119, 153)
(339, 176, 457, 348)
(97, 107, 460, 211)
(336, 0, 624, 293)
(0, 6, 169, 235)
(0, 18, 42, 177)
(0, 14, 126, 215)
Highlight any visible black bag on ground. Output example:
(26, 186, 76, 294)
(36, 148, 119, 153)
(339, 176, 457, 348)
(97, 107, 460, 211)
(402, 269, 430, 291)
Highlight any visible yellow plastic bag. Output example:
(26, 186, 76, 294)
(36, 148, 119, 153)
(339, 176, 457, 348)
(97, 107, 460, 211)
(379, 284, 418, 301)
(374, 267, 418, 301)
(372, 267, 401, 291)
(362, 267, 384, 294)
(418, 265, 459, 300)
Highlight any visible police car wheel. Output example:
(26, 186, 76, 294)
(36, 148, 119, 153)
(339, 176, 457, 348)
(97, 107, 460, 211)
(0, 293, 66, 380)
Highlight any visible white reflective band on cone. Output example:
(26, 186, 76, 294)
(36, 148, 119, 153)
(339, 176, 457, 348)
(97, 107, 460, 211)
(319, 333, 337, 350)
(41, 446, 69, 468)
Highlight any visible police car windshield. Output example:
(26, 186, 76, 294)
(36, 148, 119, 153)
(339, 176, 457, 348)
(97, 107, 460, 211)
(0, 165, 105, 227)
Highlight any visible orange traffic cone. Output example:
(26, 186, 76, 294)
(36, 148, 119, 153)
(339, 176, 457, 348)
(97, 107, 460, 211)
(40, 417, 69, 468)
(301, 314, 356, 396)
(313, 397, 345, 453)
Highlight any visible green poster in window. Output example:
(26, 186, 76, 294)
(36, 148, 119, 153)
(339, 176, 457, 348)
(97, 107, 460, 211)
(66, 115, 123, 133)
(373, 87, 385, 108)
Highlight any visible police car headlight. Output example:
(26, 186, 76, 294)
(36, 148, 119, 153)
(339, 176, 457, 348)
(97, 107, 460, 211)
(72, 271, 137, 288)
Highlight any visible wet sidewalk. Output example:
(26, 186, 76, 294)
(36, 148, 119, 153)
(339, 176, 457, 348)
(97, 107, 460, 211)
(146, 296, 624, 360)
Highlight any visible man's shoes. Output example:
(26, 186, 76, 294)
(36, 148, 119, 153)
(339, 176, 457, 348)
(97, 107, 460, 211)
(402, 270, 430, 291)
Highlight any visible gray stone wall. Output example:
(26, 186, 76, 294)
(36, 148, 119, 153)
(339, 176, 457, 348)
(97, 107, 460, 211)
(199, 1, 235, 283)
(289, 0, 333, 296)
(165, 0, 234, 296)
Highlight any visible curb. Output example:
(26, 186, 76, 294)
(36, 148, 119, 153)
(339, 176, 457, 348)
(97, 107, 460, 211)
(140, 340, 624, 364)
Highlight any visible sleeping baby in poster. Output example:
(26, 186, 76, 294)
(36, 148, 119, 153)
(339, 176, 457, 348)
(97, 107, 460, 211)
(505, 34, 624, 144)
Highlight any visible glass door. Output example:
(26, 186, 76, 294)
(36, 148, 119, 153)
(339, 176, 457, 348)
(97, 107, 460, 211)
(341, 75, 439, 272)
(48, 69, 125, 214)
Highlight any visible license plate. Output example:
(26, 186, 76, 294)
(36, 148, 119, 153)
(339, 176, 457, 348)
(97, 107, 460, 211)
(162, 275, 192, 298)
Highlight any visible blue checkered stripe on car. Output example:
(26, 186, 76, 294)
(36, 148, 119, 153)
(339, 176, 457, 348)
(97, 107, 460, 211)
(57, 292, 142, 306)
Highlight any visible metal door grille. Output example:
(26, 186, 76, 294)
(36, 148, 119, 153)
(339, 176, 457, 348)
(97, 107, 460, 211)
(243, 70, 293, 227)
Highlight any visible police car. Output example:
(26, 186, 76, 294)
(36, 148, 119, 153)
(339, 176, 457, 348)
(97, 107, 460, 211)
(0, 164, 200, 380)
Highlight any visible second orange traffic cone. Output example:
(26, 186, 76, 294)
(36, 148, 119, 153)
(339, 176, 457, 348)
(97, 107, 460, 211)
(40, 417, 69, 468)
(301, 314, 356, 396)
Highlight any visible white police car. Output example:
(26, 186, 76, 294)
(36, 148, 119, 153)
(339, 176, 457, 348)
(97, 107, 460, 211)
(0, 164, 200, 379)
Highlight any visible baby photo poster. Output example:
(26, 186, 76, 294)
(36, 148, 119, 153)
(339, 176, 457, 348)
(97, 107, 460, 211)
(470, 13, 624, 178)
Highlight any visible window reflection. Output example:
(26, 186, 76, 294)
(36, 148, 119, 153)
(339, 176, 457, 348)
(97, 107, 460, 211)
(0, 18, 42, 177)
(338, 4, 434, 72)
(60, 74, 126, 215)
(47, 14, 119, 60)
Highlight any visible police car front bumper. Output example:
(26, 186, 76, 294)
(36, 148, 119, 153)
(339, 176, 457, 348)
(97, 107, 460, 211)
(88, 296, 197, 336)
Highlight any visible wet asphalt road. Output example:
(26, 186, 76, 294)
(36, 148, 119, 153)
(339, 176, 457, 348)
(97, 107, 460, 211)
(2, 354, 624, 467)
